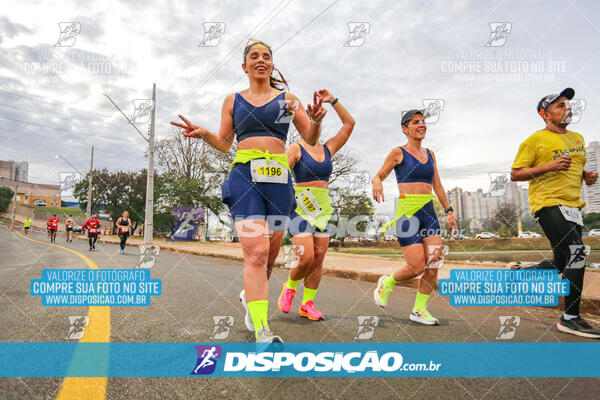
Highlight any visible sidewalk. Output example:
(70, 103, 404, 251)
(85, 235, 600, 314)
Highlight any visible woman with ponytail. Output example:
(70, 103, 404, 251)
(171, 39, 326, 343)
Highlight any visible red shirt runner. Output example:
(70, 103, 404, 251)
(47, 218, 59, 230)
(82, 219, 101, 234)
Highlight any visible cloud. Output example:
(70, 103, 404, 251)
(0, 0, 599, 198)
(0, 16, 32, 43)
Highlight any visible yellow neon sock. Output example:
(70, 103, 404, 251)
(383, 275, 397, 289)
(247, 300, 269, 338)
(413, 291, 430, 311)
(287, 277, 300, 290)
(302, 288, 317, 305)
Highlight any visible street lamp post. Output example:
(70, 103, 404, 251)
(103, 84, 156, 245)
(56, 148, 94, 220)
(86, 147, 94, 220)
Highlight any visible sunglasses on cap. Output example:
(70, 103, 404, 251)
(245, 38, 270, 48)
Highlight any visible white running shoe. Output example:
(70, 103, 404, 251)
(506, 261, 521, 270)
(239, 289, 254, 332)
(255, 326, 283, 343)
(409, 309, 439, 325)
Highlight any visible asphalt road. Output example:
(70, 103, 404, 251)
(1, 227, 600, 400)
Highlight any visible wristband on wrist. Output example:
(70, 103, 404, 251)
(309, 115, 321, 125)
(331, 98, 339, 106)
(444, 207, 453, 214)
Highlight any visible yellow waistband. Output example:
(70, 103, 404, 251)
(230, 149, 290, 171)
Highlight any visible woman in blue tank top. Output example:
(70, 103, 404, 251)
(371, 109, 457, 326)
(170, 39, 327, 343)
(277, 89, 355, 321)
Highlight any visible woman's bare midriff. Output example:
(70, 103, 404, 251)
(398, 182, 432, 195)
(237, 136, 286, 153)
(296, 180, 328, 189)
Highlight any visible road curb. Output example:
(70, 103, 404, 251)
(76, 234, 600, 315)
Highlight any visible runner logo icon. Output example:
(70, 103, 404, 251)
(485, 22, 512, 47)
(55, 22, 81, 47)
(199, 23, 226, 47)
(496, 316, 520, 340)
(354, 316, 379, 340)
(344, 22, 370, 47)
(210, 316, 234, 340)
(567, 245, 587, 269)
(191, 345, 222, 375)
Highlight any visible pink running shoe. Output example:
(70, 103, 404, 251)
(278, 283, 296, 313)
(299, 301, 324, 321)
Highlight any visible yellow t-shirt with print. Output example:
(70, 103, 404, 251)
(512, 129, 586, 214)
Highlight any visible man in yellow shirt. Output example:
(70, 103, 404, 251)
(23, 218, 31, 234)
(511, 87, 599, 338)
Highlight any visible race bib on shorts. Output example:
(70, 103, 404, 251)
(296, 188, 322, 219)
(250, 159, 288, 184)
(559, 205, 583, 226)
(88, 228, 98, 234)
(120, 226, 129, 233)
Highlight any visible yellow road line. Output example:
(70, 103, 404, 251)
(15, 231, 110, 400)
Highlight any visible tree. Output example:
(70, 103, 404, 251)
(583, 212, 600, 230)
(487, 203, 518, 237)
(522, 213, 543, 234)
(73, 169, 167, 233)
(153, 128, 232, 229)
(330, 190, 375, 244)
(0, 187, 14, 212)
(433, 199, 450, 237)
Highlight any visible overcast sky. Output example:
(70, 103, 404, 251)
(1, 0, 599, 213)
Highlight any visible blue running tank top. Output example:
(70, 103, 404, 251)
(393, 147, 434, 184)
(293, 144, 333, 183)
(233, 92, 290, 142)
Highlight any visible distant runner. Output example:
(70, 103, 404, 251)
(116, 211, 133, 254)
(82, 212, 101, 251)
(23, 217, 31, 234)
(65, 215, 75, 243)
(47, 215, 59, 243)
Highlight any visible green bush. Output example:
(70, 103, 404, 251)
(0, 187, 14, 212)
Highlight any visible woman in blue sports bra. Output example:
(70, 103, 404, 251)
(371, 109, 457, 326)
(170, 39, 326, 343)
(277, 89, 355, 321)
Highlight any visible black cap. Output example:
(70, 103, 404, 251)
(401, 109, 425, 127)
(537, 87, 575, 116)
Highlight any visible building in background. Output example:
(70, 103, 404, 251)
(583, 141, 600, 214)
(0, 160, 28, 182)
(0, 179, 61, 207)
(447, 181, 529, 230)
(0, 160, 61, 207)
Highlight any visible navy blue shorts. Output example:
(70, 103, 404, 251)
(287, 210, 331, 236)
(396, 200, 441, 247)
(221, 162, 295, 231)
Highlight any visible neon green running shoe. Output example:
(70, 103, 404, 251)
(410, 308, 439, 325)
(374, 275, 393, 308)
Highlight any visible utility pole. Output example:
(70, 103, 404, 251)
(9, 179, 19, 231)
(102, 84, 156, 245)
(513, 181, 523, 234)
(86, 146, 94, 220)
(144, 83, 156, 245)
